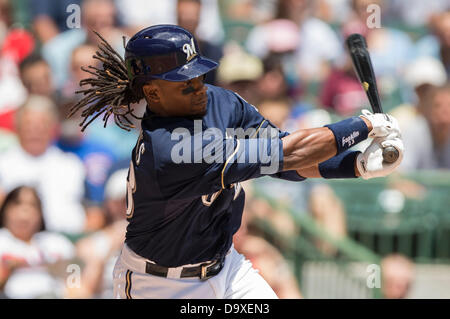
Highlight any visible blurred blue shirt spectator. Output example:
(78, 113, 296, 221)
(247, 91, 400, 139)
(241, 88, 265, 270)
(41, 0, 124, 89)
(31, 0, 82, 43)
(415, 11, 450, 78)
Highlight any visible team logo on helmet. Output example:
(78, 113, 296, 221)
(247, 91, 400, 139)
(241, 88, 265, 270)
(182, 38, 198, 62)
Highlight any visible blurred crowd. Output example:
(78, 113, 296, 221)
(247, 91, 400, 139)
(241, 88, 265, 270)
(0, 0, 449, 299)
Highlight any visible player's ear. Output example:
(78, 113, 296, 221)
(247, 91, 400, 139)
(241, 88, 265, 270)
(142, 82, 160, 103)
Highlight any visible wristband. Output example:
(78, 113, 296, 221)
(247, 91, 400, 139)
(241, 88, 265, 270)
(318, 150, 360, 179)
(325, 117, 368, 154)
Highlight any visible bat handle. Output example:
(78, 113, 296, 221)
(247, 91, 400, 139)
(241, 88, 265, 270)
(373, 113, 400, 164)
(382, 145, 399, 163)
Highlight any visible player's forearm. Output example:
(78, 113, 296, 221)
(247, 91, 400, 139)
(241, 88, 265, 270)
(282, 127, 337, 171)
(282, 117, 372, 172)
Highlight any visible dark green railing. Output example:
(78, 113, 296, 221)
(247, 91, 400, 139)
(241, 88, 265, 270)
(326, 171, 450, 262)
(249, 171, 450, 298)
(251, 178, 383, 298)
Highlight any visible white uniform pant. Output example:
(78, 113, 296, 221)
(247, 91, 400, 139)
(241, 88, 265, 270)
(113, 243, 278, 299)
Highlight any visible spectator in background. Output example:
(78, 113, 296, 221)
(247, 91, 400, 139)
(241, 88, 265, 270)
(60, 44, 97, 100)
(314, 0, 353, 26)
(216, 48, 263, 106)
(81, 103, 143, 163)
(68, 168, 128, 298)
(57, 99, 116, 232)
(381, 254, 414, 299)
(0, 54, 27, 132)
(385, 0, 449, 29)
(31, 0, 82, 44)
(0, 95, 86, 235)
(400, 84, 450, 170)
(41, 0, 124, 88)
(308, 184, 347, 256)
(59, 43, 136, 166)
(257, 94, 332, 136)
(258, 54, 292, 101)
(256, 53, 332, 134)
(0, 0, 11, 42)
(257, 98, 292, 131)
(0, 0, 34, 132)
(246, 0, 343, 87)
(233, 198, 303, 299)
(115, 0, 224, 46)
(0, 126, 17, 154)
(245, 19, 300, 98)
(247, 22, 331, 126)
(0, 186, 75, 298)
(391, 56, 447, 131)
(220, 0, 278, 27)
(389, 57, 447, 199)
(43, 1, 142, 162)
(19, 54, 55, 98)
(341, 0, 415, 93)
(80, 0, 123, 48)
(416, 11, 450, 78)
(319, 53, 367, 117)
(432, 11, 450, 77)
(177, 0, 223, 85)
(56, 46, 117, 227)
(115, 0, 175, 35)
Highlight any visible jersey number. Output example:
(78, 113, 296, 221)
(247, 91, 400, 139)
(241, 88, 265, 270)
(126, 161, 136, 218)
(127, 132, 145, 219)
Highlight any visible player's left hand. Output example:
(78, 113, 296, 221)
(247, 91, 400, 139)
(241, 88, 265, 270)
(356, 134, 404, 180)
(360, 109, 401, 139)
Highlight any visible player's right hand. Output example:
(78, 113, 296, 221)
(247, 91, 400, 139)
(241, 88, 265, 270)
(360, 109, 401, 139)
(356, 134, 404, 180)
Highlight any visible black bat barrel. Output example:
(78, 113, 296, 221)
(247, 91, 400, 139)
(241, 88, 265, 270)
(345, 33, 383, 114)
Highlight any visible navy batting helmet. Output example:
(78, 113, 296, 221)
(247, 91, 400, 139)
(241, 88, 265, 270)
(125, 25, 218, 83)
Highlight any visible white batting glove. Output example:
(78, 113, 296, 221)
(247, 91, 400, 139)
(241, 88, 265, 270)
(356, 134, 404, 180)
(360, 109, 401, 139)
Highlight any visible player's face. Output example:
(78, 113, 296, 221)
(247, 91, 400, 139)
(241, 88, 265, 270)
(147, 76, 208, 117)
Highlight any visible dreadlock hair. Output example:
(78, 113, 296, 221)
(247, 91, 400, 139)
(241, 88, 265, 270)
(69, 31, 143, 131)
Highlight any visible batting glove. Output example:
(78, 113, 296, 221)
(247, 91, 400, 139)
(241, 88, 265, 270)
(356, 134, 404, 180)
(360, 109, 401, 139)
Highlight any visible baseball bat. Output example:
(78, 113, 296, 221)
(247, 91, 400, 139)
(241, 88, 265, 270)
(345, 33, 399, 163)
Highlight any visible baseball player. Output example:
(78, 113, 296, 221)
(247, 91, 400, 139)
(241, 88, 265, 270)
(71, 25, 403, 299)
